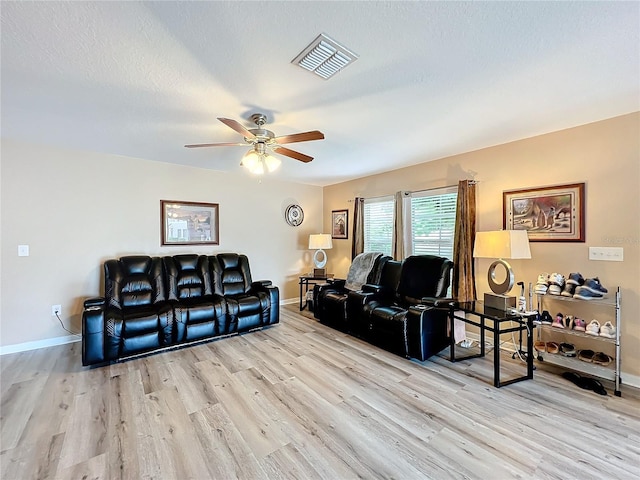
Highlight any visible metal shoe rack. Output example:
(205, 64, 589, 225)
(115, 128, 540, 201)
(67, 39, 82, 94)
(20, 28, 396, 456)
(535, 287, 621, 396)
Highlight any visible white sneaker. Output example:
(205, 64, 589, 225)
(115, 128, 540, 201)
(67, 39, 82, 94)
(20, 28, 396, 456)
(548, 273, 565, 295)
(534, 273, 549, 294)
(586, 319, 600, 336)
(599, 321, 616, 338)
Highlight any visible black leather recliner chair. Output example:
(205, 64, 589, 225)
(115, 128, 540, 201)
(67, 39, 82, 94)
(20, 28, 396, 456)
(211, 253, 278, 333)
(347, 259, 403, 338)
(84, 256, 174, 365)
(164, 254, 227, 342)
(350, 255, 453, 359)
(313, 252, 391, 331)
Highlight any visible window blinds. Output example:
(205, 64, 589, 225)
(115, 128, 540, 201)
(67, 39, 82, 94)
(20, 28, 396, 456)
(410, 186, 458, 261)
(363, 196, 394, 256)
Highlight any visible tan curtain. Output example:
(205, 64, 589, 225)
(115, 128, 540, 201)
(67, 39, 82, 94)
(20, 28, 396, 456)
(351, 197, 365, 259)
(392, 191, 411, 260)
(453, 180, 477, 302)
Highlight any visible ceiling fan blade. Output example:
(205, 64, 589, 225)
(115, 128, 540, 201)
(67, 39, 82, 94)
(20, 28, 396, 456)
(184, 142, 247, 148)
(218, 117, 256, 138)
(274, 130, 325, 144)
(273, 146, 313, 163)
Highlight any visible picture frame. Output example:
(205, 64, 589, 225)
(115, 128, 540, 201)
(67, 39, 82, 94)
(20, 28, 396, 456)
(161, 200, 219, 246)
(331, 209, 348, 239)
(503, 183, 585, 242)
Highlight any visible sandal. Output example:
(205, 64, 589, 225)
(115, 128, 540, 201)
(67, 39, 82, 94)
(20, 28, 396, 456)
(592, 352, 613, 366)
(534, 341, 547, 353)
(578, 349, 595, 362)
(560, 342, 576, 357)
(546, 341, 559, 354)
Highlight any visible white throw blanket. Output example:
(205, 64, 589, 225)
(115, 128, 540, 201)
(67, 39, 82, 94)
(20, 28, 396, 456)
(344, 252, 383, 291)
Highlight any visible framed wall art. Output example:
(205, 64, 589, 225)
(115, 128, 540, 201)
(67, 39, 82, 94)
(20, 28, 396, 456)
(503, 183, 585, 242)
(161, 200, 219, 246)
(331, 209, 348, 239)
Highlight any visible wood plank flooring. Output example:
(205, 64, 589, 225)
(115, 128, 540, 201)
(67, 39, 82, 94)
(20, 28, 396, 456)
(1, 304, 639, 479)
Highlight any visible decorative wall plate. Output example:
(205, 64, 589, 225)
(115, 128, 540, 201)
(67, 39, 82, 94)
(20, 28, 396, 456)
(285, 204, 304, 226)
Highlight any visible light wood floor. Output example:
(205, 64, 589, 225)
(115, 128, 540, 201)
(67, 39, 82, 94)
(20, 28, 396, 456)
(1, 304, 639, 480)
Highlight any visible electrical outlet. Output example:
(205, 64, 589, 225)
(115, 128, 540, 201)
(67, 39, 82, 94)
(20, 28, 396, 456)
(51, 304, 61, 317)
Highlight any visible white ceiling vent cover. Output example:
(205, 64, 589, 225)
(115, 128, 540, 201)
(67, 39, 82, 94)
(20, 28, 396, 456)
(292, 33, 358, 79)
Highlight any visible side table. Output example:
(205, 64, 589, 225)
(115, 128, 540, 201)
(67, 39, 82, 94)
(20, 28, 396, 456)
(448, 301, 536, 387)
(299, 274, 333, 311)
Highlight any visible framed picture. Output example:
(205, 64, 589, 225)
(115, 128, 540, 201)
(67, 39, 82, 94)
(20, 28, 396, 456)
(503, 183, 585, 242)
(331, 209, 348, 239)
(161, 200, 219, 246)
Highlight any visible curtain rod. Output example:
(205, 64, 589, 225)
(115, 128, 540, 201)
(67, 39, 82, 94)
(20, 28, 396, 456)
(347, 180, 477, 202)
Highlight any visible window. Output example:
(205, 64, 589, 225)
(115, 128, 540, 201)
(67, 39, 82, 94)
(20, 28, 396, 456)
(363, 196, 394, 256)
(410, 186, 458, 261)
(359, 187, 458, 261)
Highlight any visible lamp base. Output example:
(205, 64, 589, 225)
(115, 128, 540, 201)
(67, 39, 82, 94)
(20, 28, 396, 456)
(484, 292, 516, 311)
(313, 268, 327, 278)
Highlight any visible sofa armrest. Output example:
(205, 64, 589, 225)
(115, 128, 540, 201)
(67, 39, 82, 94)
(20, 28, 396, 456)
(84, 297, 105, 309)
(82, 300, 106, 366)
(251, 280, 272, 289)
(251, 281, 279, 325)
(421, 296, 457, 308)
(327, 278, 346, 288)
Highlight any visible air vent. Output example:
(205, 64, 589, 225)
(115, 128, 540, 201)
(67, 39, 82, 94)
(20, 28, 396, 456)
(292, 33, 358, 80)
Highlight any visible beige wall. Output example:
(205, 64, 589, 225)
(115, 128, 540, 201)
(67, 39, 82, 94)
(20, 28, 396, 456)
(323, 113, 640, 382)
(0, 140, 322, 348)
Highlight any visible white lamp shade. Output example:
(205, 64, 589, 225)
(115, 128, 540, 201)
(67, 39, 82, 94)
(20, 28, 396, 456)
(309, 234, 333, 250)
(473, 230, 531, 259)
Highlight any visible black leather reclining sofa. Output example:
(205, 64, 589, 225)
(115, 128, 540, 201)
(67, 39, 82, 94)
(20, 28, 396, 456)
(315, 254, 453, 361)
(82, 253, 278, 366)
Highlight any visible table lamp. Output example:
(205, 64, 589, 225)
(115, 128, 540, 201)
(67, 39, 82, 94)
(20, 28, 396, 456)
(473, 230, 531, 310)
(309, 234, 333, 277)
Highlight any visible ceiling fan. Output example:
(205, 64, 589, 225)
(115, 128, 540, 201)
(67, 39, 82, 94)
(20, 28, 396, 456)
(185, 113, 324, 173)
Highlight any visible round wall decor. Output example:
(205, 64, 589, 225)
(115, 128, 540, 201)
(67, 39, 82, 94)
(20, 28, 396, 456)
(285, 204, 304, 226)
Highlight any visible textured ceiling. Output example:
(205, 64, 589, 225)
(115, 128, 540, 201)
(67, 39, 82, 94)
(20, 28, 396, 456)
(1, 1, 638, 186)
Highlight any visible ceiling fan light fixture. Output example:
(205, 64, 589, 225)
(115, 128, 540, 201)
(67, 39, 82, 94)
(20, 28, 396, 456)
(264, 154, 281, 173)
(241, 150, 260, 170)
(292, 33, 358, 80)
(241, 148, 281, 175)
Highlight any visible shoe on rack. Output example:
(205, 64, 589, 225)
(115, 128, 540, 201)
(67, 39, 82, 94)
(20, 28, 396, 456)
(546, 342, 559, 354)
(586, 319, 600, 336)
(578, 349, 595, 362)
(560, 343, 577, 357)
(599, 321, 616, 338)
(540, 310, 553, 325)
(561, 272, 584, 297)
(572, 317, 587, 332)
(565, 315, 575, 329)
(573, 287, 604, 300)
(566, 272, 585, 286)
(592, 352, 613, 366)
(580, 277, 608, 296)
(534, 341, 547, 353)
(561, 282, 577, 297)
(548, 273, 565, 295)
(552, 312, 565, 328)
(534, 273, 550, 294)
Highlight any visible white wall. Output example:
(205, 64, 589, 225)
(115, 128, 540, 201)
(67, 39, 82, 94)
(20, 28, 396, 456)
(0, 140, 322, 349)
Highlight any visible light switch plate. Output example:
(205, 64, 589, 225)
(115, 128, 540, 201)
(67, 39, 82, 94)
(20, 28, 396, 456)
(589, 246, 623, 262)
(18, 245, 29, 256)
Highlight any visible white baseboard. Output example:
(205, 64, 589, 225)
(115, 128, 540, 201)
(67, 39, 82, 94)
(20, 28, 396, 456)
(0, 334, 81, 356)
(280, 298, 298, 305)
